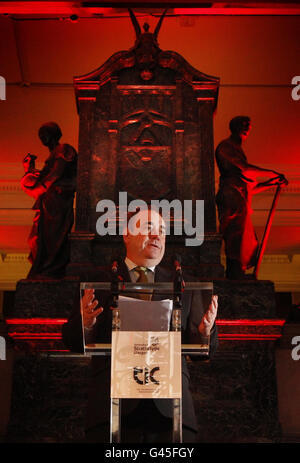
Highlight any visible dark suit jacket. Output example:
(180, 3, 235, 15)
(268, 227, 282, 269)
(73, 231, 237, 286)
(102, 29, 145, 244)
(62, 261, 218, 432)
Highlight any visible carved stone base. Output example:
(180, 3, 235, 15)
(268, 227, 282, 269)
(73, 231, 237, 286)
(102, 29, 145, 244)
(12, 278, 79, 319)
(214, 279, 277, 319)
(4, 343, 281, 443)
(5, 354, 89, 443)
(190, 342, 281, 443)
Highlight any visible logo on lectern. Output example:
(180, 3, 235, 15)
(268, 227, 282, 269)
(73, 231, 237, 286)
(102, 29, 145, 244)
(133, 366, 160, 385)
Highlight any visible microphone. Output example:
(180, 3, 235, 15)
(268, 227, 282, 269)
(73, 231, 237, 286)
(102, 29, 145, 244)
(111, 260, 118, 274)
(110, 260, 123, 316)
(172, 255, 184, 330)
(173, 254, 185, 291)
(110, 260, 121, 329)
(174, 255, 182, 273)
(111, 259, 124, 284)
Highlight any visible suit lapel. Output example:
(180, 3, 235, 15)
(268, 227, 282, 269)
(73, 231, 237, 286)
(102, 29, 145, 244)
(152, 265, 173, 301)
(117, 260, 131, 283)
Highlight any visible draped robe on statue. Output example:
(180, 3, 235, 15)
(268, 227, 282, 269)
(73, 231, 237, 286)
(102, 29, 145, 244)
(21, 144, 77, 278)
(215, 136, 259, 271)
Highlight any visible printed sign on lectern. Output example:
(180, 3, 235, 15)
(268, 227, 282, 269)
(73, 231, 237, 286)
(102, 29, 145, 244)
(111, 331, 181, 399)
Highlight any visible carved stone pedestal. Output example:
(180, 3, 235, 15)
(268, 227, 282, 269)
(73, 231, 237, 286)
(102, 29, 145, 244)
(5, 353, 89, 443)
(191, 341, 281, 443)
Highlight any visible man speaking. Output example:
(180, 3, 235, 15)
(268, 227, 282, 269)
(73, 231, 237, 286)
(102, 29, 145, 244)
(62, 207, 218, 443)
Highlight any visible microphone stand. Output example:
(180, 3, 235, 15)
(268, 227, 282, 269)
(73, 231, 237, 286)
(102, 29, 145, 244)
(111, 261, 122, 331)
(172, 258, 185, 331)
(172, 257, 185, 443)
(110, 260, 123, 443)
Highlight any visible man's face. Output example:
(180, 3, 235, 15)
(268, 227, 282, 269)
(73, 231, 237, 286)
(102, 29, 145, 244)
(39, 128, 51, 146)
(123, 209, 166, 267)
(240, 122, 251, 141)
(38, 124, 60, 147)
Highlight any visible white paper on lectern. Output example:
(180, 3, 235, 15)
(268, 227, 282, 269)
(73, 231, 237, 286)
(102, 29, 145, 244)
(118, 296, 173, 331)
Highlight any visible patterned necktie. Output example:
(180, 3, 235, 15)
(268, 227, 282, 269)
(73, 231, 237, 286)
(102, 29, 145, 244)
(134, 266, 152, 300)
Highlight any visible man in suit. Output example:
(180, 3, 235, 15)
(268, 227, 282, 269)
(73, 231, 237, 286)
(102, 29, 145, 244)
(62, 207, 218, 443)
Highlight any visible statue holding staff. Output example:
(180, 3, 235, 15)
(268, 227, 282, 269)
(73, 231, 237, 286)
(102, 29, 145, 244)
(215, 116, 287, 279)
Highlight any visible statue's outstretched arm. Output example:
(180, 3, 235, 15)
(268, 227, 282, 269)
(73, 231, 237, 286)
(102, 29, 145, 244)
(128, 8, 141, 39)
(154, 9, 168, 40)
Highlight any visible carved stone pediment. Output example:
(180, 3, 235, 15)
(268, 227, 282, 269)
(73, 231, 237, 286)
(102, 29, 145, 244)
(74, 42, 219, 109)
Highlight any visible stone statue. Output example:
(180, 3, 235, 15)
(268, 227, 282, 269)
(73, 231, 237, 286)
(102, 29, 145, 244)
(21, 122, 77, 279)
(215, 116, 287, 279)
(128, 8, 167, 81)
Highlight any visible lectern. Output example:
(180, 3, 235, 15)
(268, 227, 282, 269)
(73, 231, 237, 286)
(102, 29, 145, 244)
(80, 281, 212, 443)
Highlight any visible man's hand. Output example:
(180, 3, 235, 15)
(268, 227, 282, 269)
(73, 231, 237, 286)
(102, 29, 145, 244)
(268, 172, 288, 186)
(198, 295, 218, 337)
(81, 289, 103, 330)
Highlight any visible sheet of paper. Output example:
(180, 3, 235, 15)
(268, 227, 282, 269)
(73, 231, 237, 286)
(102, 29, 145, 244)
(118, 296, 173, 331)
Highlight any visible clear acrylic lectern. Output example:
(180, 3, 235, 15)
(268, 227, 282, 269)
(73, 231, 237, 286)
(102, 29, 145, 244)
(80, 280, 213, 443)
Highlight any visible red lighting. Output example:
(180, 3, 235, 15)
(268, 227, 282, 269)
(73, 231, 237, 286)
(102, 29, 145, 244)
(218, 334, 281, 340)
(173, 8, 299, 16)
(8, 333, 62, 339)
(6, 318, 285, 326)
(78, 97, 96, 101)
(76, 82, 99, 88)
(0, 2, 82, 15)
(215, 319, 285, 341)
(216, 319, 285, 326)
(5, 318, 285, 344)
(6, 318, 68, 325)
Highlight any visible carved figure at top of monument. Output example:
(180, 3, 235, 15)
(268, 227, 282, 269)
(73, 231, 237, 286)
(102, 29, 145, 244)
(115, 8, 215, 88)
(215, 116, 288, 280)
(21, 122, 77, 279)
(128, 8, 167, 81)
